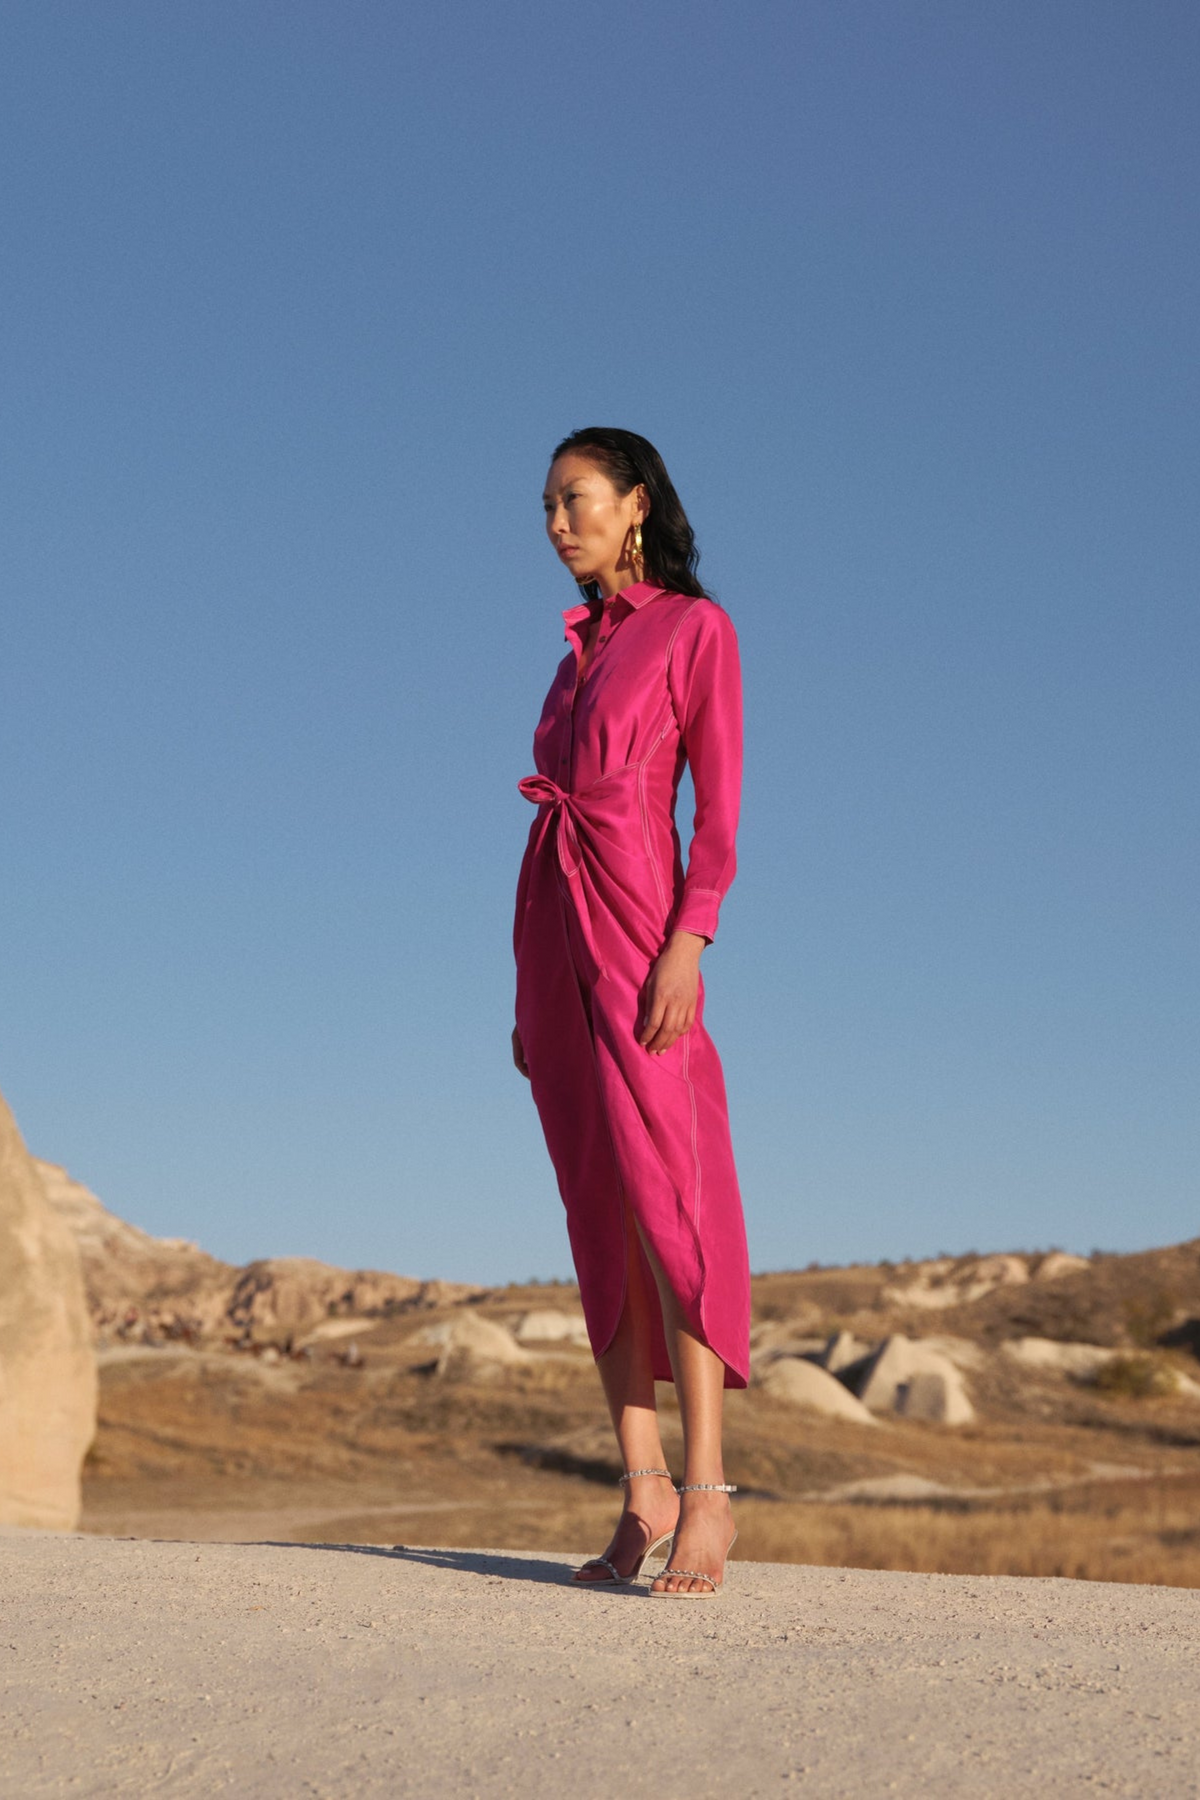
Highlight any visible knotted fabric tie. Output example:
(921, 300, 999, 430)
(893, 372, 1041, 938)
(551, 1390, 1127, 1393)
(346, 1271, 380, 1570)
(519, 774, 604, 978)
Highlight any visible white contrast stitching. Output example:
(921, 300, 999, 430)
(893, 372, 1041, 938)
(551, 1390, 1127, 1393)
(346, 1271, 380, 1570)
(682, 1029, 702, 1231)
(638, 758, 669, 916)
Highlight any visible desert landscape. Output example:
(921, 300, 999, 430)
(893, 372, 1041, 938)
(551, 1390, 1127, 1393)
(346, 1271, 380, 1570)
(33, 1154, 1200, 1591)
(7, 1103, 1200, 1796)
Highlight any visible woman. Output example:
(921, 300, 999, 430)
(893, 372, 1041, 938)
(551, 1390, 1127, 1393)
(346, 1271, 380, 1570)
(512, 427, 750, 1598)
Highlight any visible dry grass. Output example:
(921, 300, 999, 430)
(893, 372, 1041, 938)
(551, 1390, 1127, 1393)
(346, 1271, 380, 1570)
(81, 1259, 1200, 1591)
(732, 1472, 1200, 1588)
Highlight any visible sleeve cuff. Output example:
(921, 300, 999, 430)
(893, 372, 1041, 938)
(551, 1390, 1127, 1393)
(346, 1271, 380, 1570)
(673, 888, 721, 944)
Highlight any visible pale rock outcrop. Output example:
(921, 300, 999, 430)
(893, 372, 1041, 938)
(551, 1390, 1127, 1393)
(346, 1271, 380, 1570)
(436, 1312, 532, 1379)
(0, 1097, 97, 1529)
(909, 1334, 986, 1373)
(760, 1357, 879, 1425)
(227, 1260, 424, 1338)
(894, 1371, 969, 1423)
(857, 1335, 976, 1424)
(882, 1254, 1028, 1312)
(1001, 1338, 1200, 1398)
(1033, 1251, 1091, 1281)
(966, 1254, 1031, 1294)
(1001, 1337, 1118, 1378)
(515, 1308, 590, 1347)
(820, 1329, 870, 1374)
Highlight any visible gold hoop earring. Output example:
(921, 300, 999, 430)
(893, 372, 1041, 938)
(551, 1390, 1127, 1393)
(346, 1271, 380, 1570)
(633, 521, 644, 574)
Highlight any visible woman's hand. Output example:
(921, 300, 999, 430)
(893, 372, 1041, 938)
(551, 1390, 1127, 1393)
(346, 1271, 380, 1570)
(638, 931, 705, 1055)
(512, 1025, 531, 1079)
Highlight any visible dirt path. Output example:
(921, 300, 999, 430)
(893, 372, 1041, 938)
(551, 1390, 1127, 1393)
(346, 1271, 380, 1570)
(4, 1533, 1198, 1796)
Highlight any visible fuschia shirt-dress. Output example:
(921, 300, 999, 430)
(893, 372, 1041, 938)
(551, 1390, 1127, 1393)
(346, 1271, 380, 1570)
(514, 580, 751, 1388)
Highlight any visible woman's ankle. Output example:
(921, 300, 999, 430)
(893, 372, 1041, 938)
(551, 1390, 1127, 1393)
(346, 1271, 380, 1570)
(677, 1484, 733, 1513)
(619, 1473, 677, 1519)
(618, 1464, 674, 1487)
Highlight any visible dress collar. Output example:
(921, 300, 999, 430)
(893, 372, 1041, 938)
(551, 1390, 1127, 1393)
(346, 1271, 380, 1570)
(561, 581, 665, 635)
(607, 580, 665, 612)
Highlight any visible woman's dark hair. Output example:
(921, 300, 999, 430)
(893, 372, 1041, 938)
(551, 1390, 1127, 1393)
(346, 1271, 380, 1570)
(550, 426, 711, 604)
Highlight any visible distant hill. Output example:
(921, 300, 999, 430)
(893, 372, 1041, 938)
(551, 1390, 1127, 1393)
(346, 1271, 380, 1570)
(35, 1159, 481, 1347)
(38, 1154, 1200, 1365)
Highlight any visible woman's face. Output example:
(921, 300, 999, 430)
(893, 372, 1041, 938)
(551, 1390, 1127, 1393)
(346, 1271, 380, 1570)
(543, 453, 645, 598)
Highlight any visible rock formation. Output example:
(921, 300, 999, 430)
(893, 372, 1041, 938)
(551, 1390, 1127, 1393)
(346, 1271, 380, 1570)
(434, 1312, 532, 1379)
(1033, 1251, 1091, 1281)
(1001, 1336, 1119, 1378)
(514, 1308, 590, 1347)
(760, 1356, 879, 1424)
(820, 1329, 871, 1375)
(35, 1159, 236, 1342)
(882, 1254, 1030, 1311)
(0, 1097, 97, 1530)
(227, 1259, 424, 1338)
(35, 1159, 479, 1346)
(857, 1335, 976, 1424)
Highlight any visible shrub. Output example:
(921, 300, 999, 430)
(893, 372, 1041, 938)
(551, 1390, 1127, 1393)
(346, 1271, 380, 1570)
(1092, 1355, 1178, 1400)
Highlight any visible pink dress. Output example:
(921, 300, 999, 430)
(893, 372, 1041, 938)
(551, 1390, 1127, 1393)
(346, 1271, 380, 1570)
(514, 580, 751, 1388)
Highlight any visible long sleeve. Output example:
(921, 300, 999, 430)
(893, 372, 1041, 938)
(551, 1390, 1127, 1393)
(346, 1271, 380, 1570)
(667, 602, 742, 942)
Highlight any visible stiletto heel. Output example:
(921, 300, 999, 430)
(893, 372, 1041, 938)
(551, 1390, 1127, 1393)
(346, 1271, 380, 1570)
(572, 1468, 678, 1588)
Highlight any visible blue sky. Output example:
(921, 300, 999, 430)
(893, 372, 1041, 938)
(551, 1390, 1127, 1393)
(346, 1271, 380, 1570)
(2, 1, 1196, 1283)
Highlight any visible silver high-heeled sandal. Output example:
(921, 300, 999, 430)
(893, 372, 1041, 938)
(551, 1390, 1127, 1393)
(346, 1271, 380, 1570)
(649, 1482, 738, 1599)
(572, 1468, 678, 1588)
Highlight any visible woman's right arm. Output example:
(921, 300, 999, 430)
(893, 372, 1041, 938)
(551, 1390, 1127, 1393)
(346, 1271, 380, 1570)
(667, 601, 743, 945)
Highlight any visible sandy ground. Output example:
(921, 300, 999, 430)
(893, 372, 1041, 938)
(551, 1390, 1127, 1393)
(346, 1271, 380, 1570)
(4, 1534, 1199, 1799)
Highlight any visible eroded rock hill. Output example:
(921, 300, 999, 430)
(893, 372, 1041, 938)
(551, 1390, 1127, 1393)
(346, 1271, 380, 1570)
(35, 1159, 481, 1348)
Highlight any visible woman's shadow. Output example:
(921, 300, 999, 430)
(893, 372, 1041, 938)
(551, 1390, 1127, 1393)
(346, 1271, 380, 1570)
(255, 1541, 625, 1590)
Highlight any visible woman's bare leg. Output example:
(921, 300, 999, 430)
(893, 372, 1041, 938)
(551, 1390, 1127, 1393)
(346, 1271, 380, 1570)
(640, 1242, 737, 1595)
(573, 1204, 679, 1581)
